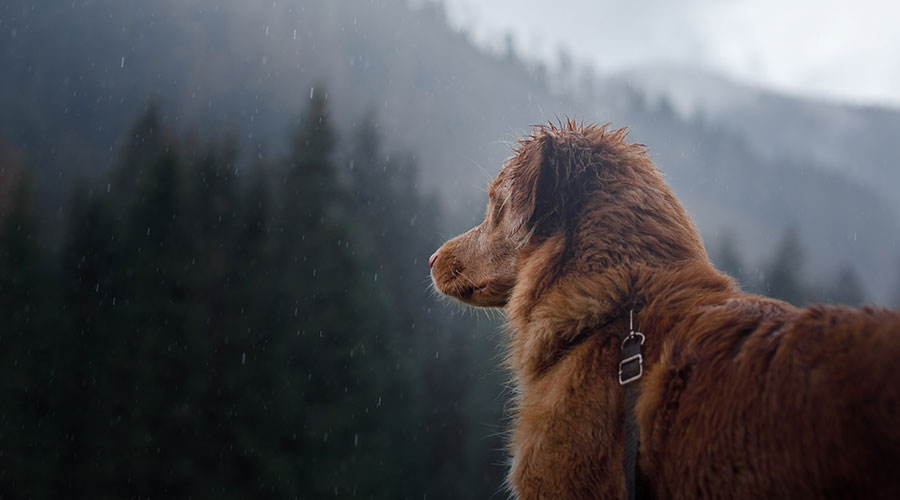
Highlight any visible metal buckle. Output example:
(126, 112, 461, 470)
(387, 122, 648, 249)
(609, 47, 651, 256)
(618, 353, 643, 385)
(621, 331, 645, 349)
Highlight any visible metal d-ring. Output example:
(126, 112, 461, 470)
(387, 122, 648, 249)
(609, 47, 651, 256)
(621, 331, 645, 349)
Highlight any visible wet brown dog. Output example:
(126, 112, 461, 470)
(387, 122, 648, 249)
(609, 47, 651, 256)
(430, 122, 900, 499)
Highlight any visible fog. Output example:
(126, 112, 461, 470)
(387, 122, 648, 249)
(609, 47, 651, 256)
(1, 0, 898, 497)
(445, 0, 900, 107)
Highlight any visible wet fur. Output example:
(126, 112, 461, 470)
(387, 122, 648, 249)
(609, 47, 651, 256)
(431, 122, 900, 499)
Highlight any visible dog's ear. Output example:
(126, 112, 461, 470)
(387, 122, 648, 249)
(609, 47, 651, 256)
(508, 133, 546, 233)
(508, 131, 569, 235)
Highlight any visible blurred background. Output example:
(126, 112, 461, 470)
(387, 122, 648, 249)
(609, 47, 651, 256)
(2, 0, 899, 498)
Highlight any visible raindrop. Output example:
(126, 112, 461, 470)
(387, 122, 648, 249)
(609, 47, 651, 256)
(120, 56, 125, 68)
(310, 87, 314, 99)
(354, 434, 358, 447)
(293, 29, 297, 40)
(241, 352, 246, 365)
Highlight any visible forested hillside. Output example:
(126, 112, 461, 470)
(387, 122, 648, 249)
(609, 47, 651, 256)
(3, 0, 898, 299)
(1, 92, 510, 498)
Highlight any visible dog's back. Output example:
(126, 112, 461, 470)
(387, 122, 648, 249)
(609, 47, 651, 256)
(641, 298, 900, 499)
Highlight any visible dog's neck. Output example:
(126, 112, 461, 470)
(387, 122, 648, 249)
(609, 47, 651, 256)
(506, 235, 737, 385)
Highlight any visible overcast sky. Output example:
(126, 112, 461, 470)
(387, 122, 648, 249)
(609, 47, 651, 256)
(442, 0, 900, 107)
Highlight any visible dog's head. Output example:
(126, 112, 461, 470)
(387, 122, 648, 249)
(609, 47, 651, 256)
(430, 122, 706, 308)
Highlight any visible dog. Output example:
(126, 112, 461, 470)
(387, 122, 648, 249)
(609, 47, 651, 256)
(429, 121, 900, 499)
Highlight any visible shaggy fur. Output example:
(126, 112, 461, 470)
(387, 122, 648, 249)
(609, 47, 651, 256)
(430, 121, 900, 499)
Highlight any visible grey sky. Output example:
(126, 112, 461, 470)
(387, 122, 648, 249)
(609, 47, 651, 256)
(442, 0, 900, 107)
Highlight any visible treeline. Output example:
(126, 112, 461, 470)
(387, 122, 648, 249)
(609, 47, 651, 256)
(712, 229, 879, 307)
(0, 92, 508, 499)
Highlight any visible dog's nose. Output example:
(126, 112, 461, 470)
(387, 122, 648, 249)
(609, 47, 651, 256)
(429, 251, 439, 268)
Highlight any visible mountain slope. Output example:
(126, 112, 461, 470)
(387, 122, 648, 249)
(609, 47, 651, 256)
(2, 0, 897, 299)
(611, 65, 900, 214)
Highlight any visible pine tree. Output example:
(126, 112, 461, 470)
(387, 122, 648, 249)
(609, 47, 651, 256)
(273, 90, 393, 497)
(344, 112, 508, 498)
(891, 260, 900, 308)
(111, 100, 167, 201)
(76, 104, 200, 496)
(713, 231, 744, 287)
(764, 227, 808, 305)
(55, 181, 121, 497)
(0, 171, 41, 340)
(345, 113, 432, 495)
(284, 88, 338, 229)
(827, 264, 866, 306)
(0, 170, 58, 498)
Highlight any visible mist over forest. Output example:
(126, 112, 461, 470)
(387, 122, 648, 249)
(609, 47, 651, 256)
(2, 0, 899, 497)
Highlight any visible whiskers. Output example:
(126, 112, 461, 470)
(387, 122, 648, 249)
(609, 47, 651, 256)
(424, 271, 509, 324)
(454, 268, 479, 289)
(423, 274, 470, 314)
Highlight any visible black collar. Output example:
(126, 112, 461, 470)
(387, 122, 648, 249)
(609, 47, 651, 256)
(620, 310, 653, 500)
